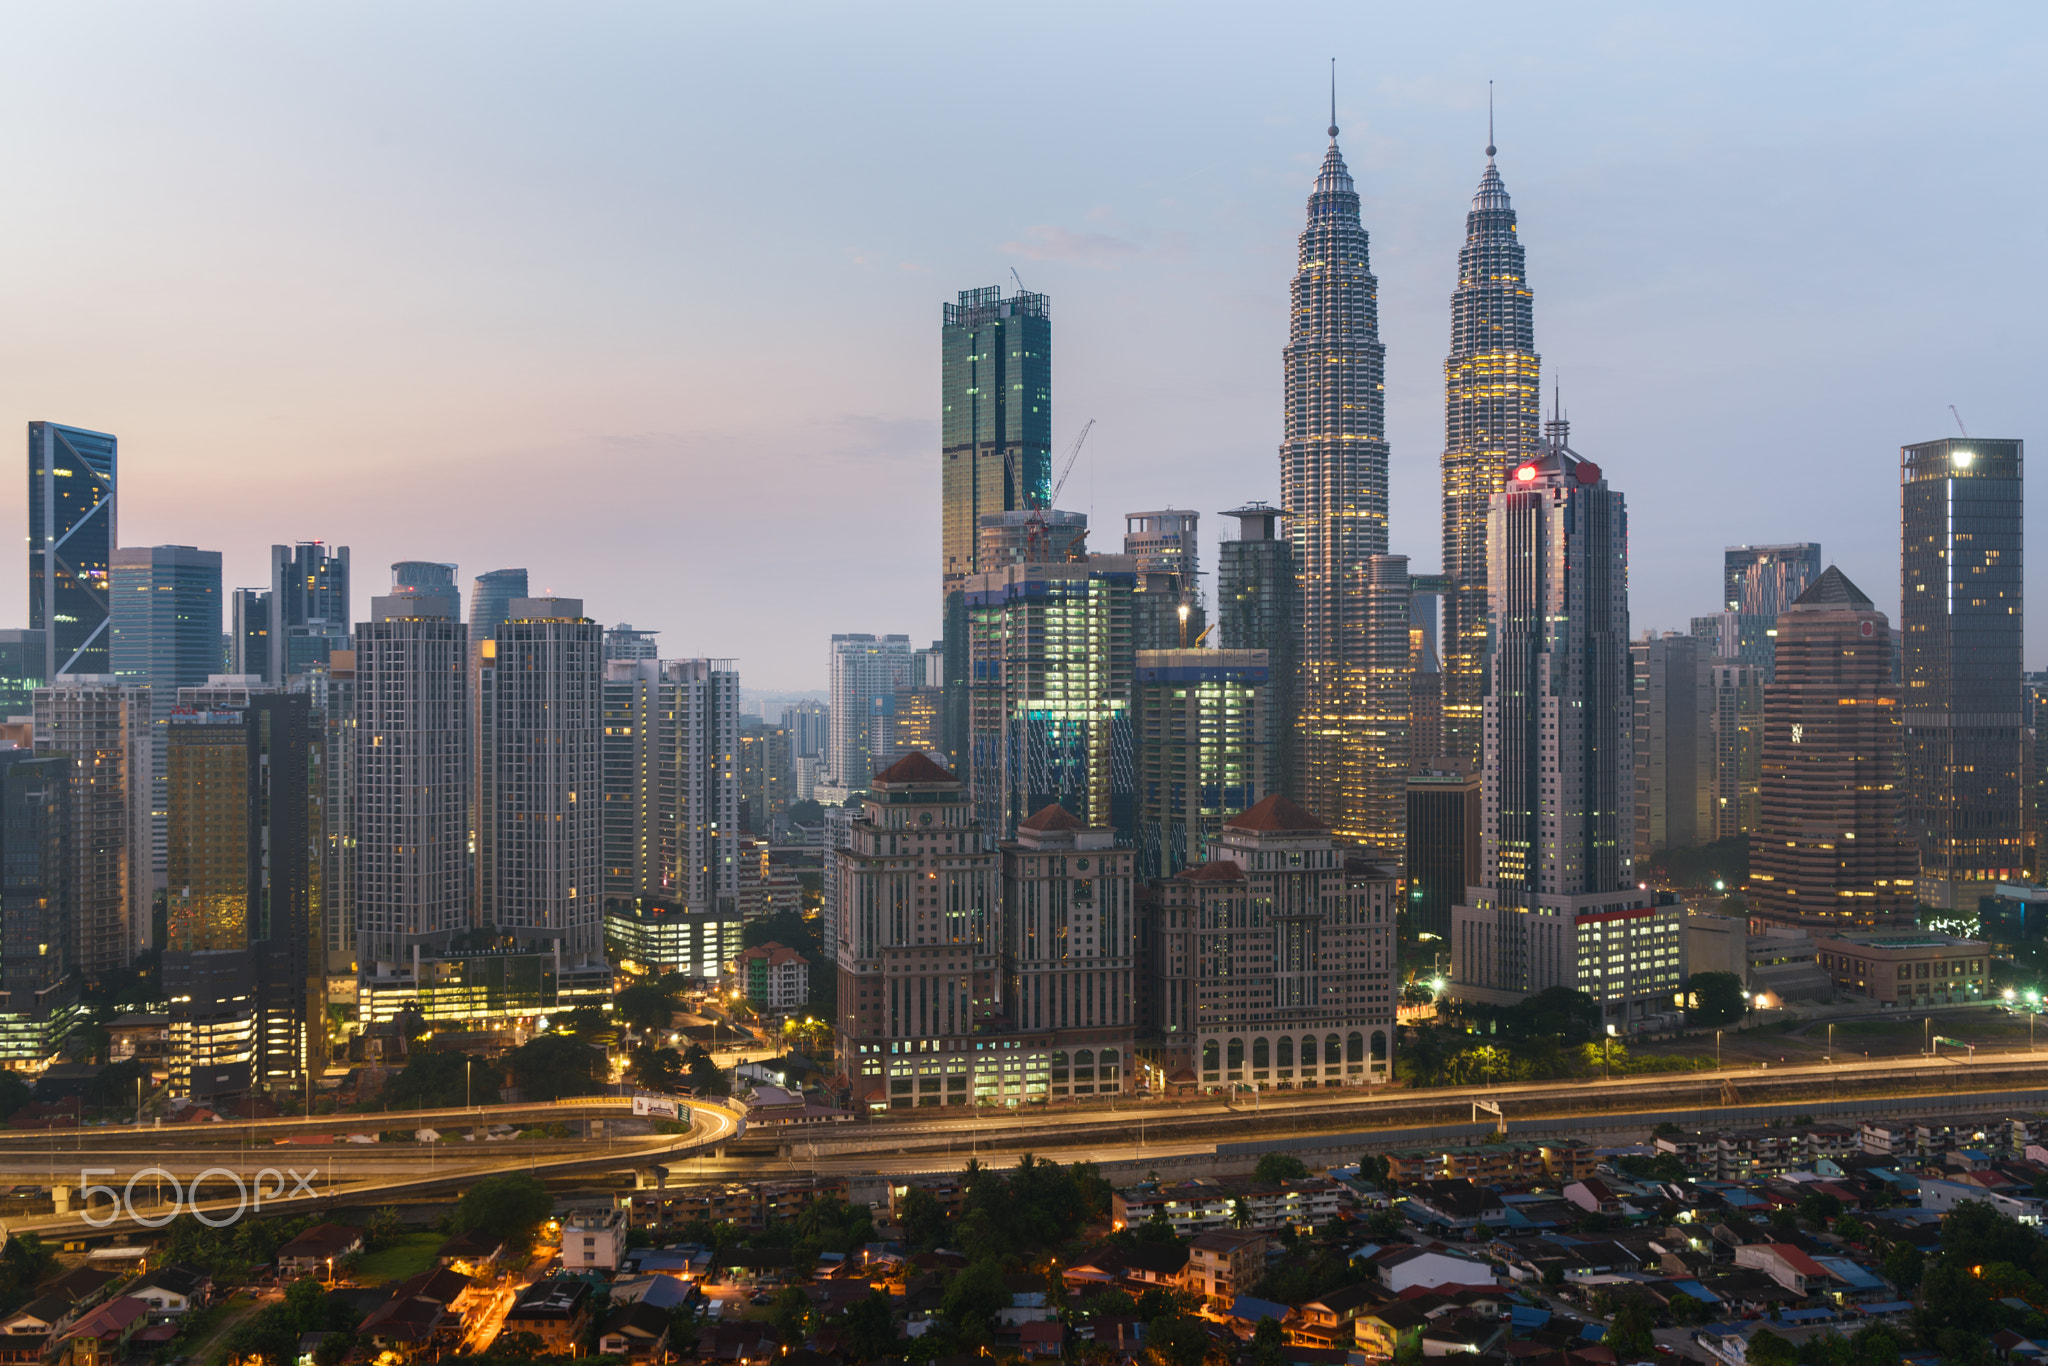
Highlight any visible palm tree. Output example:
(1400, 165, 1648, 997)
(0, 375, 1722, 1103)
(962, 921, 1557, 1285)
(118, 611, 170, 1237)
(1229, 1197, 1252, 1230)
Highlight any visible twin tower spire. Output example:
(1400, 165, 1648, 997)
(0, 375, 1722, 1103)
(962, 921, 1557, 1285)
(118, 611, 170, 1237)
(1280, 73, 1540, 851)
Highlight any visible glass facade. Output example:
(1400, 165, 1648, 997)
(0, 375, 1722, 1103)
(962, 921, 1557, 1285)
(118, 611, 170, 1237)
(0, 630, 46, 719)
(1218, 506, 1297, 800)
(28, 422, 117, 679)
(270, 542, 350, 683)
(1135, 650, 1271, 880)
(111, 545, 224, 880)
(940, 286, 1051, 591)
(1901, 438, 2025, 907)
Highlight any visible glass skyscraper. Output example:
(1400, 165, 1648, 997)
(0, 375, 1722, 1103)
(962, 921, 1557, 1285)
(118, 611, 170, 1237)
(941, 286, 1051, 591)
(111, 544, 224, 880)
(0, 631, 46, 719)
(270, 543, 350, 683)
(28, 422, 117, 679)
(1901, 437, 2025, 908)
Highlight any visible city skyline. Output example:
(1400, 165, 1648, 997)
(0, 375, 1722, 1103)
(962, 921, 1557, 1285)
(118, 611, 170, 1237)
(0, 7, 2036, 689)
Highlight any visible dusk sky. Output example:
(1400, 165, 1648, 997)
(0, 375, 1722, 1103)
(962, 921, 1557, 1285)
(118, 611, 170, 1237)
(0, 3, 2037, 693)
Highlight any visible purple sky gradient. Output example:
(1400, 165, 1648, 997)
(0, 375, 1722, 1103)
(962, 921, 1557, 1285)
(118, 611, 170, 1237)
(0, 3, 2037, 690)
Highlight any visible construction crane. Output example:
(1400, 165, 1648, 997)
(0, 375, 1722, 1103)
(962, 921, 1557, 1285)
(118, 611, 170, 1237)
(1024, 419, 1096, 561)
(1950, 405, 1969, 438)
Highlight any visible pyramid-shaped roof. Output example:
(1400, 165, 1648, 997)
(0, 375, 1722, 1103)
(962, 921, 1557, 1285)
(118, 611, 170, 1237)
(1223, 793, 1327, 833)
(872, 751, 955, 785)
(1019, 803, 1084, 833)
(1791, 565, 1873, 610)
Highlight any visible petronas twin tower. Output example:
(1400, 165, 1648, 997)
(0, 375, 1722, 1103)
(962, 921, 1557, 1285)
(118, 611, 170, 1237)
(1282, 101, 1541, 855)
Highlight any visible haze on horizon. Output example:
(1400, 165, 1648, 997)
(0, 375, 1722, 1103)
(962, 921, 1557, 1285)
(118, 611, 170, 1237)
(0, 2, 2035, 692)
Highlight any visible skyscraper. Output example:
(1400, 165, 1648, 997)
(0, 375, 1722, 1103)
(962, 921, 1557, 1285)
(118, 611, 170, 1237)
(1630, 632, 1710, 861)
(1747, 568, 1919, 931)
(481, 598, 604, 962)
(600, 657, 741, 914)
(1901, 437, 2025, 908)
(1451, 423, 1682, 1024)
(1405, 769, 1480, 942)
(1726, 544, 1822, 618)
(355, 593, 469, 968)
(1218, 504, 1296, 798)
(110, 545, 224, 882)
(230, 588, 271, 677)
(979, 510, 1088, 569)
(1705, 660, 1764, 841)
(0, 632, 46, 720)
(269, 543, 350, 683)
(1282, 110, 1391, 838)
(826, 634, 915, 787)
(468, 569, 528, 646)
(28, 422, 118, 680)
(0, 751, 71, 1015)
(32, 677, 150, 977)
(785, 699, 829, 762)
(293, 649, 357, 971)
(965, 557, 1137, 842)
(1440, 141, 1540, 768)
(941, 287, 1052, 591)
(1135, 648, 1272, 880)
(389, 561, 462, 619)
(466, 567, 527, 927)
(603, 624, 660, 661)
(1124, 511, 1200, 583)
(1360, 554, 1413, 864)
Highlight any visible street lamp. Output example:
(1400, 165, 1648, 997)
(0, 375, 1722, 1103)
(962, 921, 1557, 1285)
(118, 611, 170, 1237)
(1715, 1030, 1722, 1071)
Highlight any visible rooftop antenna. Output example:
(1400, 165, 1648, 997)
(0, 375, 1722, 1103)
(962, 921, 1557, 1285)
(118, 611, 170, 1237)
(1328, 58, 1338, 139)
(1487, 80, 1496, 159)
(1949, 405, 1969, 438)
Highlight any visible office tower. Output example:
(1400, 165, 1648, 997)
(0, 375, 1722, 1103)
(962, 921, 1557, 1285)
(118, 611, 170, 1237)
(818, 804, 856, 964)
(1125, 511, 1200, 583)
(833, 754, 1000, 1111)
(885, 685, 943, 768)
(1706, 661, 1764, 841)
(1629, 632, 1710, 861)
(164, 695, 324, 1096)
(785, 699, 829, 761)
(1282, 116, 1390, 840)
(738, 721, 791, 837)
(28, 423, 117, 680)
(1726, 544, 1822, 618)
(826, 634, 915, 786)
(293, 649, 357, 970)
(601, 658, 741, 913)
(468, 569, 528, 646)
(32, 678, 150, 976)
(0, 631, 46, 719)
(1441, 144, 1540, 770)
(466, 567, 527, 926)
(1451, 423, 1682, 1024)
(268, 543, 350, 684)
(481, 599, 604, 962)
(1134, 649, 1272, 880)
(1152, 795, 1397, 1086)
(1218, 504, 1296, 799)
(110, 545, 224, 883)
(179, 675, 275, 710)
(1359, 555, 1412, 865)
(1405, 770, 1480, 942)
(980, 510, 1087, 569)
(604, 624, 660, 662)
(941, 286, 1052, 590)
(0, 750, 69, 1001)
(230, 588, 271, 677)
(1408, 627, 1444, 771)
(1901, 437, 2025, 909)
(1747, 567, 1919, 931)
(965, 556, 1137, 842)
(389, 561, 462, 620)
(355, 595, 469, 968)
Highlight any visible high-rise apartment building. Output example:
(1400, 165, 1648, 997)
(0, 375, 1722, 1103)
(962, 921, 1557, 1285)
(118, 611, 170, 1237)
(1630, 632, 1710, 861)
(1151, 795, 1397, 1086)
(1405, 770, 1480, 942)
(739, 721, 791, 838)
(1218, 504, 1296, 799)
(1441, 145, 1540, 769)
(1134, 649, 1272, 881)
(466, 567, 527, 926)
(1451, 424, 1681, 1025)
(29, 423, 118, 680)
(834, 754, 1000, 1110)
(32, 678, 150, 976)
(1901, 438, 2025, 908)
(111, 545, 224, 883)
(482, 599, 604, 962)
(389, 561, 461, 619)
(1706, 660, 1764, 841)
(292, 649, 357, 970)
(1125, 511, 1200, 583)
(604, 624, 660, 662)
(600, 658, 741, 915)
(1282, 118, 1391, 841)
(355, 595, 469, 969)
(269, 543, 350, 684)
(785, 699, 829, 761)
(1131, 569, 1205, 654)
(0, 632, 46, 720)
(1747, 568, 1919, 931)
(979, 510, 1088, 569)
(818, 804, 856, 964)
(826, 634, 915, 787)
(1359, 554, 1412, 865)
(965, 557, 1137, 842)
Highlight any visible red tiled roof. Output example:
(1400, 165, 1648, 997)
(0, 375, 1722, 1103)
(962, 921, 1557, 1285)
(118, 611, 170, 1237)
(1224, 794, 1326, 832)
(873, 752, 955, 785)
(1019, 803, 1084, 832)
(1759, 1243, 1830, 1279)
(1184, 860, 1247, 882)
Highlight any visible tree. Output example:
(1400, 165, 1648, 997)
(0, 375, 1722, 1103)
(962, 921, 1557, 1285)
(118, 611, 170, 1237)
(1685, 971, 1748, 1026)
(0, 1072, 28, 1124)
(1249, 1317, 1284, 1366)
(1366, 1207, 1404, 1240)
(1832, 1214, 1868, 1245)
(1882, 1242, 1924, 1293)
(626, 1045, 685, 1092)
(452, 1174, 552, 1253)
(940, 1261, 1007, 1341)
(1602, 1298, 1654, 1358)
(836, 1291, 895, 1362)
(1229, 1197, 1253, 1229)
(1745, 1328, 1796, 1366)
(614, 981, 684, 1036)
(381, 1049, 503, 1110)
(898, 1186, 948, 1249)
(367, 1206, 402, 1249)
(504, 1032, 605, 1101)
(788, 799, 825, 828)
(1797, 1190, 1843, 1229)
(769, 1285, 810, 1344)
(682, 1043, 728, 1095)
(1253, 1153, 1310, 1183)
(1146, 1314, 1218, 1366)
(1358, 1153, 1392, 1188)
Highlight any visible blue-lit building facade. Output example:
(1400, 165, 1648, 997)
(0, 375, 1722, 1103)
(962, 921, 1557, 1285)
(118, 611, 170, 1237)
(28, 422, 117, 679)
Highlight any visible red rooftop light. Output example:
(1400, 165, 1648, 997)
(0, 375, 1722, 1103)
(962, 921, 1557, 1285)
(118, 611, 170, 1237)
(1514, 465, 1537, 482)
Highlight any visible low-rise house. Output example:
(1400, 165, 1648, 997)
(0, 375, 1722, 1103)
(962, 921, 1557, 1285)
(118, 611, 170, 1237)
(997, 1278, 1055, 1327)
(1285, 1282, 1385, 1348)
(1561, 1178, 1627, 1216)
(1354, 1300, 1428, 1360)
(1, 1297, 74, 1339)
(561, 1207, 628, 1272)
(720, 1247, 794, 1285)
(438, 1232, 505, 1276)
(125, 1267, 212, 1321)
(1371, 1246, 1495, 1295)
(1119, 1243, 1189, 1290)
(52, 1297, 147, 1366)
(1183, 1231, 1267, 1308)
(1734, 1243, 1829, 1297)
(42, 1269, 119, 1312)
(597, 1301, 673, 1361)
(1401, 1179, 1506, 1232)
(505, 1279, 593, 1354)
(1018, 1321, 1063, 1359)
(276, 1223, 365, 1277)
